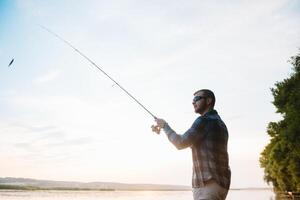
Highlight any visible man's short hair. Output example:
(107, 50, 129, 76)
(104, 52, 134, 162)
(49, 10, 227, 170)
(194, 89, 215, 108)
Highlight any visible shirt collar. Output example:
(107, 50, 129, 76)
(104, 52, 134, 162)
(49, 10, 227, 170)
(203, 109, 218, 117)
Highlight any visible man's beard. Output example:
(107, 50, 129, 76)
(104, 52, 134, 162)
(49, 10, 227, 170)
(195, 105, 206, 114)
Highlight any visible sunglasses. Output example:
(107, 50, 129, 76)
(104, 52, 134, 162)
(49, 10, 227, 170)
(193, 96, 206, 103)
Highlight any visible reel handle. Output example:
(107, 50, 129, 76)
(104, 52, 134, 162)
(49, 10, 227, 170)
(151, 125, 161, 134)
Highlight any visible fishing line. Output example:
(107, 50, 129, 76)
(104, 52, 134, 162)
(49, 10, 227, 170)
(38, 24, 157, 119)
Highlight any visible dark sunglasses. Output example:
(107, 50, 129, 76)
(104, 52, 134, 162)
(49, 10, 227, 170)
(193, 96, 206, 103)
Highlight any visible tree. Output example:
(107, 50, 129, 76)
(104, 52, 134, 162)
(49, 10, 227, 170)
(260, 52, 300, 192)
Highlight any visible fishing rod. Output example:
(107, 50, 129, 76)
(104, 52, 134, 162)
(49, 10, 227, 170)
(38, 24, 157, 120)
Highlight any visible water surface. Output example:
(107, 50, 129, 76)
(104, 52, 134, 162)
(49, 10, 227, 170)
(0, 189, 275, 200)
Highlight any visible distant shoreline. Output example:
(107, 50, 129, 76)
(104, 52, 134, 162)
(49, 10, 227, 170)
(0, 177, 272, 191)
(0, 177, 191, 191)
(0, 185, 115, 191)
(0, 184, 191, 191)
(0, 185, 272, 192)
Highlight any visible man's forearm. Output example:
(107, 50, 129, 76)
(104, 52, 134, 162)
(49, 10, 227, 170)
(163, 123, 190, 150)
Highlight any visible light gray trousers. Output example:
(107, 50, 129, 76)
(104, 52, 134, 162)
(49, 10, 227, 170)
(192, 180, 228, 200)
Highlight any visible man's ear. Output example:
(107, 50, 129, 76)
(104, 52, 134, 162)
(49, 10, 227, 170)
(206, 97, 213, 106)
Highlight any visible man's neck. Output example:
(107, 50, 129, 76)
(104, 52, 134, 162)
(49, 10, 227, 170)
(201, 108, 213, 116)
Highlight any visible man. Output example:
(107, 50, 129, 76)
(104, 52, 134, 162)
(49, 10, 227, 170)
(152, 89, 231, 200)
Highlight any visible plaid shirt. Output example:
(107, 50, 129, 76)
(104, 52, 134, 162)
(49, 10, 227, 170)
(163, 110, 231, 189)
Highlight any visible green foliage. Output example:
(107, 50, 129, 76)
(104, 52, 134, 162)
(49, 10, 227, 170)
(260, 52, 300, 192)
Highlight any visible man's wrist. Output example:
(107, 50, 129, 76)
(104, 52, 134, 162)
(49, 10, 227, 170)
(163, 123, 173, 136)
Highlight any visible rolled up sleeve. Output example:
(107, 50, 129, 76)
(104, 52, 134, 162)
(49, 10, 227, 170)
(163, 117, 206, 150)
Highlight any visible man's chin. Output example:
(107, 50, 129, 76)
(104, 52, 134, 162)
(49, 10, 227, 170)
(194, 108, 203, 114)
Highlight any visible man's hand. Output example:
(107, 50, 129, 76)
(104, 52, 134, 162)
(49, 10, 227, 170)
(151, 118, 167, 134)
(155, 118, 166, 129)
(151, 125, 161, 134)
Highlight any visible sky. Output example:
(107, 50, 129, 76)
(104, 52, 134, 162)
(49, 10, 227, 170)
(0, 0, 300, 189)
